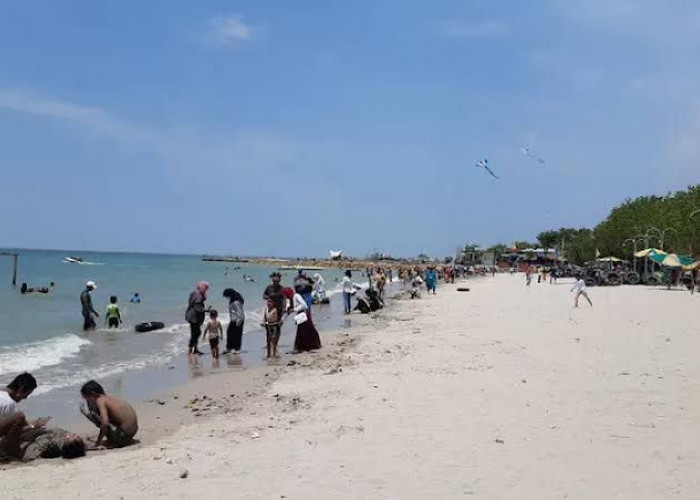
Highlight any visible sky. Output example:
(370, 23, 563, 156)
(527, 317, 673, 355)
(1, 0, 699, 258)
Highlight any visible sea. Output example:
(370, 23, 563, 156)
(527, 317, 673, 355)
(0, 249, 359, 425)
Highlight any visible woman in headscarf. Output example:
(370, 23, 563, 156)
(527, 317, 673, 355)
(222, 288, 245, 354)
(185, 281, 209, 356)
(294, 271, 314, 309)
(292, 285, 321, 353)
(312, 273, 327, 303)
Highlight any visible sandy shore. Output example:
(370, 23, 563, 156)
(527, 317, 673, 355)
(3, 274, 700, 498)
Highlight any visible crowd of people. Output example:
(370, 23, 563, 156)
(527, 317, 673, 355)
(183, 271, 324, 361)
(0, 263, 456, 463)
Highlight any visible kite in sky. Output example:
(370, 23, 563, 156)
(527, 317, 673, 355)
(520, 146, 545, 164)
(476, 159, 499, 179)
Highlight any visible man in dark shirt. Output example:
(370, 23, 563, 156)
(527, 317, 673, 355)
(263, 273, 285, 322)
(80, 281, 99, 331)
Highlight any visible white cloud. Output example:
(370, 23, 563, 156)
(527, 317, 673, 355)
(0, 88, 157, 146)
(204, 15, 253, 45)
(437, 20, 505, 38)
(0, 88, 299, 178)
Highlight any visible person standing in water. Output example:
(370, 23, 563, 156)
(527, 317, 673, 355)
(105, 296, 122, 329)
(185, 281, 209, 356)
(80, 281, 99, 331)
(261, 297, 281, 358)
(222, 288, 245, 354)
(263, 273, 285, 323)
(203, 310, 223, 359)
(341, 270, 356, 315)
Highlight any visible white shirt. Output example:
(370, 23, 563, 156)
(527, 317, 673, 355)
(341, 276, 355, 294)
(0, 390, 19, 418)
(293, 293, 308, 313)
(571, 279, 587, 293)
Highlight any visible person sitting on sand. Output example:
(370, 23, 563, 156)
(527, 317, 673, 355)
(130, 293, 141, 303)
(18, 427, 85, 462)
(571, 276, 593, 308)
(0, 373, 49, 458)
(79, 380, 138, 449)
(354, 292, 371, 314)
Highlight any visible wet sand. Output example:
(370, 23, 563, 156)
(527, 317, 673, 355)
(3, 274, 700, 498)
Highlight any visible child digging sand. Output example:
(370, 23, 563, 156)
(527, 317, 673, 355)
(261, 297, 281, 358)
(203, 309, 223, 359)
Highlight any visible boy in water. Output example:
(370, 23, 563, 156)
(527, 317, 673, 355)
(203, 310, 223, 359)
(260, 297, 280, 358)
(105, 296, 122, 329)
(79, 380, 138, 448)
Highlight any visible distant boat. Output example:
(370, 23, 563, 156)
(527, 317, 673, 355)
(63, 256, 84, 264)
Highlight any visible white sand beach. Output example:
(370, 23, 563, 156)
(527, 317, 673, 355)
(3, 274, 699, 499)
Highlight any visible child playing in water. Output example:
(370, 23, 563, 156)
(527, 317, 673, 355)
(260, 297, 280, 358)
(105, 296, 122, 328)
(203, 310, 223, 359)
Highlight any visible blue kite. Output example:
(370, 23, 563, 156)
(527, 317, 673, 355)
(476, 159, 500, 179)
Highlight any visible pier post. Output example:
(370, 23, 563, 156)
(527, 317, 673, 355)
(12, 253, 18, 286)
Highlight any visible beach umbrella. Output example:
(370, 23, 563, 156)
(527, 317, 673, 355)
(649, 252, 694, 268)
(634, 248, 666, 258)
(684, 261, 700, 270)
(596, 256, 626, 263)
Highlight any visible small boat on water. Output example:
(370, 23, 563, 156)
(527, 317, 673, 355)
(63, 256, 84, 264)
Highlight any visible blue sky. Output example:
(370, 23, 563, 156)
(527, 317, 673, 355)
(1, 1, 699, 257)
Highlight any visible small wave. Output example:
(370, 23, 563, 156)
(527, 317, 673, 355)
(0, 334, 91, 378)
(32, 335, 187, 396)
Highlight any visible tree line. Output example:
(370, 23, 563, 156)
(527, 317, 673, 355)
(534, 185, 700, 264)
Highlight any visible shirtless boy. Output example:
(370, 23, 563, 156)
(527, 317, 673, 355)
(79, 380, 138, 448)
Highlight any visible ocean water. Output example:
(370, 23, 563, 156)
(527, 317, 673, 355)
(0, 249, 357, 422)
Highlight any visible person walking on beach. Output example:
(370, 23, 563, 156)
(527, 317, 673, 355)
(105, 296, 122, 329)
(292, 285, 321, 352)
(261, 297, 281, 358)
(341, 270, 357, 314)
(571, 276, 593, 308)
(425, 267, 437, 294)
(203, 310, 223, 359)
(549, 268, 558, 284)
(222, 288, 245, 354)
(80, 281, 99, 331)
(79, 380, 138, 448)
(185, 281, 209, 356)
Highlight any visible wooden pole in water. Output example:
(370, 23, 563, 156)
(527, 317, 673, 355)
(1, 252, 18, 286)
(12, 253, 18, 287)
